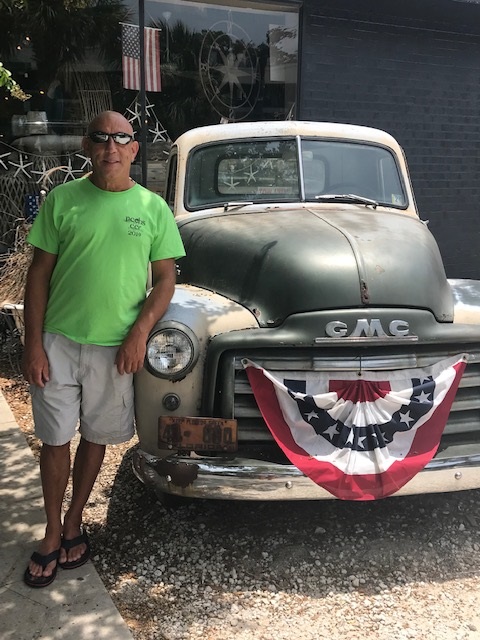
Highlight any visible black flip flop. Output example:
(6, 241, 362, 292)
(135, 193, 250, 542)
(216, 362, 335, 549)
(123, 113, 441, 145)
(59, 530, 90, 570)
(24, 548, 60, 588)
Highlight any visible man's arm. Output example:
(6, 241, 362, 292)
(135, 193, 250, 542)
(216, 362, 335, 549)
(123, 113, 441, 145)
(115, 258, 176, 375)
(22, 247, 57, 387)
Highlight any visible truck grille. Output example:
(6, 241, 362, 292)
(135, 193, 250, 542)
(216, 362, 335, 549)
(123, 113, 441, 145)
(225, 349, 480, 444)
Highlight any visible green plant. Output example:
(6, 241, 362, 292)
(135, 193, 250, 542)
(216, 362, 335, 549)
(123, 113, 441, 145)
(0, 61, 30, 101)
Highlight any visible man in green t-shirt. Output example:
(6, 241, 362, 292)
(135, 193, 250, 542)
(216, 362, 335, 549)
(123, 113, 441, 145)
(22, 110, 185, 588)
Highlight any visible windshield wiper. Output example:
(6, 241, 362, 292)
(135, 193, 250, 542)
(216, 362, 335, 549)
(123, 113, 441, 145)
(315, 194, 378, 209)
(223, 201, 254, 212)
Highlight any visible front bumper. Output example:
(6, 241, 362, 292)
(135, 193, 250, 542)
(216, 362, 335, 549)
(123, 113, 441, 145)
(132, 448, 480, 501)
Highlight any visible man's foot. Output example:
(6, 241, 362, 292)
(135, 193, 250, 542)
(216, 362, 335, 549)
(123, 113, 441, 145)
(59, 529, 90, 569)
(24, 548, 60, 588)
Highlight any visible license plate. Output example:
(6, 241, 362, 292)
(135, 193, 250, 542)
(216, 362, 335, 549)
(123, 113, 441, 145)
(158, 416, 238, 452)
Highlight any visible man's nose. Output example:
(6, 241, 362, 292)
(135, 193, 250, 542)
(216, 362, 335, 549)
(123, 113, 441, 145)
(105, 136, 117, 150)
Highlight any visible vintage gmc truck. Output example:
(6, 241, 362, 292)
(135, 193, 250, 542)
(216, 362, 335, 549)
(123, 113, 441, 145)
(131, 120, 480, 502)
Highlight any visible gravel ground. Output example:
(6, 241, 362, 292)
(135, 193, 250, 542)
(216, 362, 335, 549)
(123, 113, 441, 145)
(2, 336, 480, 640)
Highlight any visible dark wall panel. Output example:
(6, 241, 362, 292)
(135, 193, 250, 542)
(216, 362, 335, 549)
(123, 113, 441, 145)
(299, 0, 480, 278)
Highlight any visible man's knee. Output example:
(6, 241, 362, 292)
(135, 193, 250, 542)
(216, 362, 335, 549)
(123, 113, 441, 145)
(40, 441, 70, 458)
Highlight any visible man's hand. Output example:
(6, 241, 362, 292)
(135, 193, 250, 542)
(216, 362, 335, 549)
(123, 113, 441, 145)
(115, 259, 176, 375)
(115, 333, 147, 375)
(22, 345, 50, 387)
(22, 247, 57, 387)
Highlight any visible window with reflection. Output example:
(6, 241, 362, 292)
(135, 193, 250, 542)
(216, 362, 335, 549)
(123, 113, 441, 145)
(185, 137, 407, 210)
(301, 140, 407, 206)
(187, 139, 299, 208)
(0, 0, 298, 234)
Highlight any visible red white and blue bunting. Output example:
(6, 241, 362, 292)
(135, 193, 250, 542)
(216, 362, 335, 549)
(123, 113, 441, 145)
(244, 354, 467, 501)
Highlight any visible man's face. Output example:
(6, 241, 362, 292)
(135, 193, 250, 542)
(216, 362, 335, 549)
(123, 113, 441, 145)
(83, 113, 139, 183)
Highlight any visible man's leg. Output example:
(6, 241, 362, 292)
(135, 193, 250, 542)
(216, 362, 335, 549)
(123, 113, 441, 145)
(28, 442, 70, 578)
(58, 341, 134, 564)
(60, 437, 105, 564)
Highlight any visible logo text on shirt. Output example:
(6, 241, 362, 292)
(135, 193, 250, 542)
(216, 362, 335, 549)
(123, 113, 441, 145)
(125, 216, 146, 237)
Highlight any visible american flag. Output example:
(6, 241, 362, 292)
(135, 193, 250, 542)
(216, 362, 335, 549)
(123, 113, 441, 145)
(244, 354, 467, 500)
(24, 194, 40, 221)
(122, 23, 161, 92)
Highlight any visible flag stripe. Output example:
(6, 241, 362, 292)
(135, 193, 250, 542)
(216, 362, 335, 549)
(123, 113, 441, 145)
(145, 27, 161, 92)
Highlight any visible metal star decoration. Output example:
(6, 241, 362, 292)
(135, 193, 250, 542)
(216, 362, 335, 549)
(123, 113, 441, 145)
(9, 154, 33, 178)
(149, 122, 168, 143)
(222, 175, 240, 190)
(74, 153, 92, 171)
(126, 101, 142, 126)
(212, 44, 252, 99)
(0, 151, 11, 171)
(60, 157, 83, 183)
(31, 159, 55, 184)
(244, 165, 259, 183)
(145, 96, 156, 116)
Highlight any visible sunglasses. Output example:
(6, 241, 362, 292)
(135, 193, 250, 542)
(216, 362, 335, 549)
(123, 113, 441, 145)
(87, 131, 134, 145)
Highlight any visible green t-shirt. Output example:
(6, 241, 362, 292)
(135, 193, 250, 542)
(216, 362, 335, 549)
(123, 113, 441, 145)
(27, 177, 185, 346)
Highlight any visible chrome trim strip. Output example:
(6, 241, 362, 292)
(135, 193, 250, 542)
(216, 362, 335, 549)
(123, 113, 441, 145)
(133, 450, 480, 501)
(313, 336, 419, 344)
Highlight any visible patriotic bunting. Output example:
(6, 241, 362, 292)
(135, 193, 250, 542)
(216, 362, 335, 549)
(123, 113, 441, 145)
(244, 355, 467, 501)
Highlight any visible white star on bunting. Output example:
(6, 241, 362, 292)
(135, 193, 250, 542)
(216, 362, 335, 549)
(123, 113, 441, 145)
(416, 390, 431, 403)
(399, 410, 415, 427)
(324, 423, 339, 440)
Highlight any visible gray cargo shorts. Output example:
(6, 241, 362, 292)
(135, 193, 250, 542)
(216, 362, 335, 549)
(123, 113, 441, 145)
(30, 332, 135, 446)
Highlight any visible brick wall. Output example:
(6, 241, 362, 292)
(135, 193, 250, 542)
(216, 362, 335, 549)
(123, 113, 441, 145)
(299, 0, 480, 278)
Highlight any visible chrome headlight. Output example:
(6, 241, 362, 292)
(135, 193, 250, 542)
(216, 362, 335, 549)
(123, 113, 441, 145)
(146, 322, 199, 380)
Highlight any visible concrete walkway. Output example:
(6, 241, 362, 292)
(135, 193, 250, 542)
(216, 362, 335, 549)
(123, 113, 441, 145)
(0, 391, 133, 640)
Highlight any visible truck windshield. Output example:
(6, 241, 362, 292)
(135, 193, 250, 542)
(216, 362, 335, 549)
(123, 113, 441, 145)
(185, 137, 407, 209)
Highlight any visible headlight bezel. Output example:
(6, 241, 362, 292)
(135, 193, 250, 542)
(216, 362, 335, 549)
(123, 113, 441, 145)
(145, 321, 200, 381)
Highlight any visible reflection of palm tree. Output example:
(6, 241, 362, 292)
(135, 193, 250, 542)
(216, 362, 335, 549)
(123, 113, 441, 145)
(150, 20, 214, 139)
(0, 0, 126, 87)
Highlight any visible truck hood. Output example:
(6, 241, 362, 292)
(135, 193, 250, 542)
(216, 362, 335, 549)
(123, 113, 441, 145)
(176, 207, 453, 327)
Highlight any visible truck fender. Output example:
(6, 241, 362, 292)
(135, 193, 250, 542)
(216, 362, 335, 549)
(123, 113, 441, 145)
(134, 284, 258, 454)
(449, 279, 480, 324)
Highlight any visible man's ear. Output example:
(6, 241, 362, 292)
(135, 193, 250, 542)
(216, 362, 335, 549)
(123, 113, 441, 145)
(131, 140, 140, 161)
(81, 136, 90, 155)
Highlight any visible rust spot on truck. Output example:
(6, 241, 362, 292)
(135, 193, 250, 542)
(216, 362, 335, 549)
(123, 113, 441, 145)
(151, 459, 199, 488)
(361, 279, 370, 304)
